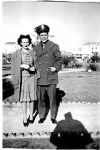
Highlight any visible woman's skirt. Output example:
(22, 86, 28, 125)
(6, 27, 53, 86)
(20, 75, 37, 102)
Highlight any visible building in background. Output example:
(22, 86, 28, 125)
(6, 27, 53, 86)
(3, 41, 100, 61)
(62, 42, 100, 63)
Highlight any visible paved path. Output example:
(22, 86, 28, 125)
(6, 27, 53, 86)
(3, 102, 100, 139)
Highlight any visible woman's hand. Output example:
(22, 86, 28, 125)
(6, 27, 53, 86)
(21, 64, 30, 70)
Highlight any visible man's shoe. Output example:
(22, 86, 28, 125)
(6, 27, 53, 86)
(38, 118, 45, 123)
(51, 119, 57, 124)
(28, 116, 34, 124)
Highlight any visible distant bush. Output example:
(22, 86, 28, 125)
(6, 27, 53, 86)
(86, 62, 100, 71)
(62, 55, 81, 68)
(2, 53, 12, 65)
(90, 63, 97, 71)
(90, 52, 100, 63)
(75, 63, 83, 68)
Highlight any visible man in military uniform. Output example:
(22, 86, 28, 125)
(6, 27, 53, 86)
(34, 24, 62, 124)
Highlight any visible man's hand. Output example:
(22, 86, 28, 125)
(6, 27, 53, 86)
(20, 64, 30, 70)
(29, 66, 35, 72)
(48, 67, 56, 72)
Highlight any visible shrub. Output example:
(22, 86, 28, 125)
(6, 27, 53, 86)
(62, 55, 78, 68)
(75, 63, 83, 68)
(86, 62, 100, 71)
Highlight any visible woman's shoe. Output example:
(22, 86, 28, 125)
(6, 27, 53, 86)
(23, 120, 28, 127)
(28, 116, 34, 124)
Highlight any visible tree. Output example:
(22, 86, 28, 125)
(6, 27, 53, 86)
(90, 52, 100, 63)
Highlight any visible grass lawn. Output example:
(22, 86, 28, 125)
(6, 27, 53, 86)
(3, 71, 100, 103)
(58, 71, 100, 103)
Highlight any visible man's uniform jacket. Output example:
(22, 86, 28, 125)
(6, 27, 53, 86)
(34, 40, 63, 85)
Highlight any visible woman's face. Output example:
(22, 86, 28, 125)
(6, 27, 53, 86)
(39, 32, 48, 43)
(21, 38, 30, 49)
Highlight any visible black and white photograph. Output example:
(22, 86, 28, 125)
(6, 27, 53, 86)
(2, 0, 100, 149)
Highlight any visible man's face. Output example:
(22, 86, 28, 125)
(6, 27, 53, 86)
(39, 32, 48, 43)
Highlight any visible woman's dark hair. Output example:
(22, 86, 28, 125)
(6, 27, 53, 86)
(17, 34, 32, 46)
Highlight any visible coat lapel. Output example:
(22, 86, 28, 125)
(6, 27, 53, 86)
(37, 41, 54, 57)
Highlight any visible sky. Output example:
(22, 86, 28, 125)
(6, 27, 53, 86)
(2, 1, 100, 52)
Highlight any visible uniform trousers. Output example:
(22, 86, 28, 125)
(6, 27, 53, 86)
(37, 84, 58, 120)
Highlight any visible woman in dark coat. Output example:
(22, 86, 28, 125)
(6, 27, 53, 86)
(11, 34, 40, 127)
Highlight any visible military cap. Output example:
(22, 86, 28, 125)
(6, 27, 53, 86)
(35, 24, 50, 35)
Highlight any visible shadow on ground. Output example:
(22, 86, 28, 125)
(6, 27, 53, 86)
(3, 65, 14, 102)
(3, 79, 14, 100)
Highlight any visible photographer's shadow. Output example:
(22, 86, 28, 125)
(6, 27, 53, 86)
(50, 112, 96, 149)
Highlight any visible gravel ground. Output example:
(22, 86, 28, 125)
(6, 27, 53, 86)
(3, 138, 56, 149)
(2, 137, 100, 149)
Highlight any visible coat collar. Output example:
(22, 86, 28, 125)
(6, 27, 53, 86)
(36, 40, 54, 57)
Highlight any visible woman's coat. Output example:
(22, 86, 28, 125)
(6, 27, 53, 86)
(11, 48, 40, 103)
